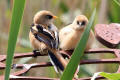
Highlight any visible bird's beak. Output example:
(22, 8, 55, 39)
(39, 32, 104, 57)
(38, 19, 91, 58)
(53, 16, 58, 19)
(79, 22, 82, 26)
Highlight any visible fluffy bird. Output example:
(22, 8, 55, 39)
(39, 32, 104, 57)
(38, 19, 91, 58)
(59, 15, 96, 78)
(29, 10, 58, 55)
(59, 15, 96, 51)
(29, 10, 67, 73)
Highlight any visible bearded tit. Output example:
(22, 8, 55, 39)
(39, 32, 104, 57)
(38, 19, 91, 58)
(29, 10, 67, 74)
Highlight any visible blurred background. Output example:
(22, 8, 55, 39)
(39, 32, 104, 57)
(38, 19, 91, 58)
(0, 0, 120, 78)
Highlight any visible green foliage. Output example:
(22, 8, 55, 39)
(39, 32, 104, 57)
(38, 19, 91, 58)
(5, 0, 26, 80)
(60, 8, 96, 80)
(108, 0, 120, 23)
(92, 72, 120, 80)
(113, 0, 120, 7)
(100, 72, 120, 80)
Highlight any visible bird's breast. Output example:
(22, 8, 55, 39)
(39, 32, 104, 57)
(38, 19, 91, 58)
(29, 31, 47, 50)
(60, 30, 82, 50)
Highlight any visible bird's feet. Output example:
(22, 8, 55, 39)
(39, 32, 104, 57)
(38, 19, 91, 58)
(33, 50, 40, 57)
(12, 64, 17, 69)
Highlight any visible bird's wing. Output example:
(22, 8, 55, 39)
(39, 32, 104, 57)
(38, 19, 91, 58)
(59, 27, 73, 41)
(34, 33, 55, 48)
(60, 27, 73, 36)
(54, 31, 59, 49)
(48, 24, 59, 49)
(30, 24, 56, 48)
(31, 24, 66, 74)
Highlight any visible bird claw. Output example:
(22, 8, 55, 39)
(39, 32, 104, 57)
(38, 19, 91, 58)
(33, 50, 40, 57)
(12, 64, 17, 69)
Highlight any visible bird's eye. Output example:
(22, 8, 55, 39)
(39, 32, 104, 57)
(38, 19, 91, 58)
(81, 21, 86, 26)
(46, 15, 53, 19)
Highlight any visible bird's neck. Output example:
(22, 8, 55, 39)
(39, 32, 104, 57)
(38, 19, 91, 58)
(34, 22, 51, 27)
(42, 23, 52, 27)
(76, 28, 85, 32)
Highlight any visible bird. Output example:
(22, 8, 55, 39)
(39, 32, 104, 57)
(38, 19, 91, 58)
(29, 10, 67, 74)
(59, 15, 97, 78)
(59, 15, 96, 51)
(29, 10, 59, 55)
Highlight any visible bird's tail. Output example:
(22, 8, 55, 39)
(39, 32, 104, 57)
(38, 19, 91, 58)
(48, 50, 64, 73)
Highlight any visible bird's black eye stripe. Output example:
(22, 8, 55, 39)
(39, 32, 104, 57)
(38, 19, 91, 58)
(77, 21, 86, 26)
(81, 21, 86, 26)
(77, 21, 79, 25)
(46, 15, 53, 19)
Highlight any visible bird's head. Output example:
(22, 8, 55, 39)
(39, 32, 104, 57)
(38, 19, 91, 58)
(33, 10, 57, 26)
(72, 15, 88, 30)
